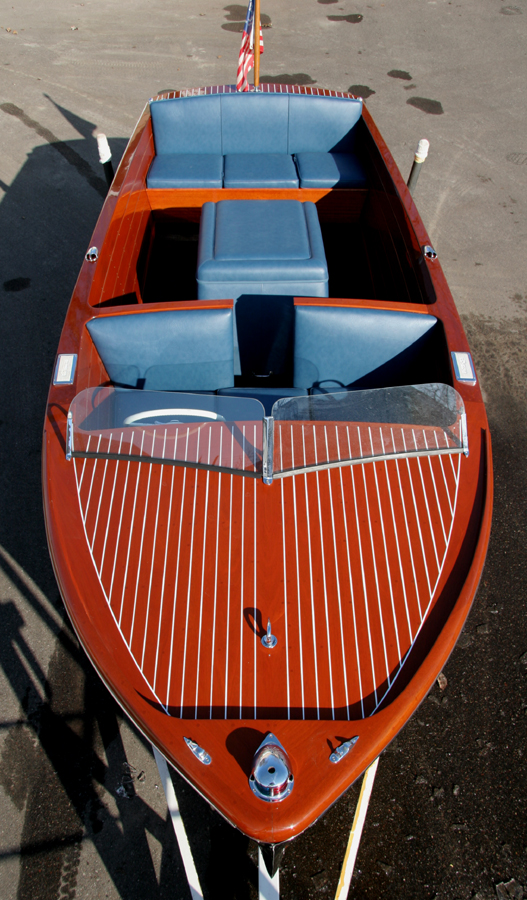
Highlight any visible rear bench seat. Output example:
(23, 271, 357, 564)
(147, 92, 367, 190)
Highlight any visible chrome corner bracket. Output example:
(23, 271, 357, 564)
(184, 737, 212, 765)
(66, 411, 73, 461)
(423, 244, 437, 261)
(249, 733, 294, 802)
(329, 735, 359, 764)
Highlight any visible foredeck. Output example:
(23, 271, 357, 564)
(73, 439, 462, 721)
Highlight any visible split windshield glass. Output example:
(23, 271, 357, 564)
(67, 383, 465, 479)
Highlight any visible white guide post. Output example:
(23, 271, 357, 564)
(152, 746, 204, 900)
(258, 847, 280, 900)
(334, 757, 379, 900)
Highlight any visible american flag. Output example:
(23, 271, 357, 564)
(236, 0, 264, 93)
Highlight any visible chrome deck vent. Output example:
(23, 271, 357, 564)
(249, 733, 294, 802)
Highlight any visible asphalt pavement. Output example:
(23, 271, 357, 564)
(0, 1, 526, 898)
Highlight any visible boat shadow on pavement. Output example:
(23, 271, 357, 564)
(0, 102, 246, 900)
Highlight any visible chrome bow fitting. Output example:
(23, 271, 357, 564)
(249, 733, 294, 802)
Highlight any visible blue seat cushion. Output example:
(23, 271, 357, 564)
(197, 200, 329, 299)
(223, 153, 299, 189)
(294, 305, 438, 391)
(147, 154, 223, 189)
(86, 308, 234, 391)
(295, 152, 367, 189)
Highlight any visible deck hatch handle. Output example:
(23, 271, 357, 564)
(329, 736, 359, 763)
(184, 737, 211, 765)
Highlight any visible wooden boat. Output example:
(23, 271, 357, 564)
(42, 83, 492, 883)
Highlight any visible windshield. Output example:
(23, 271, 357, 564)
(67, 387, 265, 477)
(67, 383, 466, 481)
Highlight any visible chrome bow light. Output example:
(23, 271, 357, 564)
(249, 733, 294, 802)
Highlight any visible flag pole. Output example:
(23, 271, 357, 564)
(254, 0, 261, 87)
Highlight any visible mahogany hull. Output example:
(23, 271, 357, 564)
(43, 85, 493, 845)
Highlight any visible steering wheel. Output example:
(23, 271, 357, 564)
(123, 408, 226, 426)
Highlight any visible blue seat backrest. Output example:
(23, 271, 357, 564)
(287, 95, 362, 154)
(149, 93, 363, 157)
(149, 95, 222, 155)
(86, 308, 234, 391)
(294, 305, 438, 391)
(221, 93, 290, 154)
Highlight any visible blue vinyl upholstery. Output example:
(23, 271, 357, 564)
(295, 152, 367, 189)
(223, 153, 299, 189)
(86, 307, 234, 391)
(196, 200, 329, 299)
(147, 154, 224, 189)
(220, 93, 290, 154)
(294, 305, 439, 391)
(287, 95, 362, 153)
(149, 95, 223, 155)
(147, 93, 364, 189)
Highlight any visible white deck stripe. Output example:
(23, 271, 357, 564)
(99, 434, 124, 575)
(302, 425, 320, 718)
(108, 436, 134, 605)
(325, 429, 350, 717)
(434, 431, 454, 515)
(402, 430, 433, 599)
(382, 452, 413, 645)
(90, 435, 113, 552)
(129, 431, 156, 648)
(224, 432, 235, 717)
(253, 425, 257, 719)
(153, 432, 179, 693)
(179, 430, 201, 715)
(165, 430, 190, 709)
(313, 428, 335, 717)
(141, 430, 167, 670)
(336, 428, 364, 718)
(239, 427, 246, 718)
(369, 431, 402, 665)
(280, 428, 291, 718)
(119, 430, 146, 628)
(359, 429, 391, 687)
(347, 427, 377, 707)
(412, 430, 441, 573)
(77, 436, 91, 491)
(195, 430, 212, 716)
(424, 433, 448, 544)
(209, 431, 223, 716)
(290, 426, 305, 717)
(83, 434, 103, 523)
